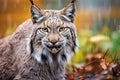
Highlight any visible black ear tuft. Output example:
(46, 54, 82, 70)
(71, 0, 76, 3)
(29, 0, 34, 5)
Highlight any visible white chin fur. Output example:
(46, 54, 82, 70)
(58, 48, 73, 64)
(32, 48, 53, 64)
(26, 38, 72, 64)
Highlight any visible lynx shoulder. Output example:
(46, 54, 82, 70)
(0, 0, 76, 80)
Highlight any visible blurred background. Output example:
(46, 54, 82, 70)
(0, 0, 120, 64)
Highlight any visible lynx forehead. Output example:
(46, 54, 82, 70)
(39, 10, 72, 22)
(37, 17, 70, 30)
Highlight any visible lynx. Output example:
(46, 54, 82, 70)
(0, 0, 76, 80)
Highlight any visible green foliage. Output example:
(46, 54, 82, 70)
(71, 26, 120, 64)
(71, 50, 84, 63)
(111, 31, 120, 52)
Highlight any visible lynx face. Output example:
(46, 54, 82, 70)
(27, 0, 76, 64)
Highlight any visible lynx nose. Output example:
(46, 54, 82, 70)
(48, 35, 59, 44)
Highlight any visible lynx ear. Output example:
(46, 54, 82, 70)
(30, 0, 44, 23)
(60, 0, 76, 22)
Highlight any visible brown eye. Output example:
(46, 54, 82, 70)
(59, 27, 66, 32)
(41, 28, 49, 32)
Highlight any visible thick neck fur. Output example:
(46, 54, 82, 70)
(0, 1, 76, 79)
(0, 19, 67, 80)
(15, 53, 66, 80)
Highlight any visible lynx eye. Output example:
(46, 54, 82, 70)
(58, 27, 67, 32)
(40, 27, 50, 32)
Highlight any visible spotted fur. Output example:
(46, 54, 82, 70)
(27, 0, 76, 64)
(0, 0, 76, 80)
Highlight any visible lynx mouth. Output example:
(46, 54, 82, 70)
(44, 42, 63, 54)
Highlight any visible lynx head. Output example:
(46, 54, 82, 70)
(27, 0, 76, 64)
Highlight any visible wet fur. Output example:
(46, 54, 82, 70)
(0, 0, 76, 80)
(0, 19, 67, 80)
